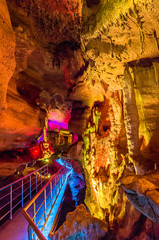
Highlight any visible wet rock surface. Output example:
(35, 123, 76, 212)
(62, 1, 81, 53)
(50, 204, 108, 240)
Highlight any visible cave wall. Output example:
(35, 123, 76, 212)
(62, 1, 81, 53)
(0, 0, 16, 110)
(78, 0, 159, 237)
(0, 1, 45, 151)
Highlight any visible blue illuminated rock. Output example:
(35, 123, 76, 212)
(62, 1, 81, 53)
(50, 204, 108, 240)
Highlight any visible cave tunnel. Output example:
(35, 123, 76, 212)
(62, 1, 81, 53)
(1, 0, 159, 239)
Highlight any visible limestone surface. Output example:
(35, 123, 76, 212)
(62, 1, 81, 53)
(49, 204, 108, 240)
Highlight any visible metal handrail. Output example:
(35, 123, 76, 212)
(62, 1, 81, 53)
(23, 163, 68, 240)
(22, 211, 46, 240)
(0, 165, 48, 191)
(0, 164, 48, 222)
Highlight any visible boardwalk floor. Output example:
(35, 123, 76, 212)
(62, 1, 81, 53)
(0, 201, 29, 240)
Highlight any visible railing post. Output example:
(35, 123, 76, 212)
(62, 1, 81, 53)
(50, 181, 52, 207)
(44, 189, 46, 221)
(58, 172, 60, 194)
(10, 185, 12, 219)
(30, 175, 32, 198)
(36, 173, 37, 192)
(44, 167, 45, 181)
(22, 179, 23, 207)
(28, 225, 32, 240)
(40, 169, 42, 187)
(55, 176, 56, 193)
(33, 202, 36, 240)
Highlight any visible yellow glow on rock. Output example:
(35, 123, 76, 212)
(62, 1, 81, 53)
(82, 101, 128, 222)
(44, 159, 49, 162)
(134, 87, 151, 149)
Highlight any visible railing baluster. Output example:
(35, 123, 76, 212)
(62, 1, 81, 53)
(57, 172, 59, 194)
(22, 179, 23, 207)
(55, 177, 56, 193)
(50, 181, 52, 207)
(36, 173, 37, 192)
(30, 175, 32, 198)
(44, 189, 46, 221)
(59, 173, 60, 193)
(28, 225, 32, 240)
(40, 169, 42, 187)
(10, 185, 12, 219)
(33, 202, 37, 240)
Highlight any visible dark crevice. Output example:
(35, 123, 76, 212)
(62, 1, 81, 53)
(86, 0, 100, 8)
(55, 41, 80, 55)
(128, 57, 159, 68)
(74, 61, 89, 79)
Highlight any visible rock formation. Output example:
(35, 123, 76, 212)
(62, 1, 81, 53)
(1, 0, 159, 238)
(121, 171, 159, 223)
(49, 204, 108, 240)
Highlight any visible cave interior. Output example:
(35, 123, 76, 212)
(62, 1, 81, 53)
(1, 0, 159, 239)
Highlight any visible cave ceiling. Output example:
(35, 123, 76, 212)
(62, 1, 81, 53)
(2, 0, 158, 139)
(5, 0, 159, 103)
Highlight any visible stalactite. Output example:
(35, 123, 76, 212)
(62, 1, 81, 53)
(122, 65, 140, 165)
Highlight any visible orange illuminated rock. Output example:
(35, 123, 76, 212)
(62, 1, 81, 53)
(0, 0, 16, 109)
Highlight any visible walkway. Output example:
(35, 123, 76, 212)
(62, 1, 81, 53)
(0, 161, 72, 240)
(0, 200, 30, 240)
(0, 175, 69, 240)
